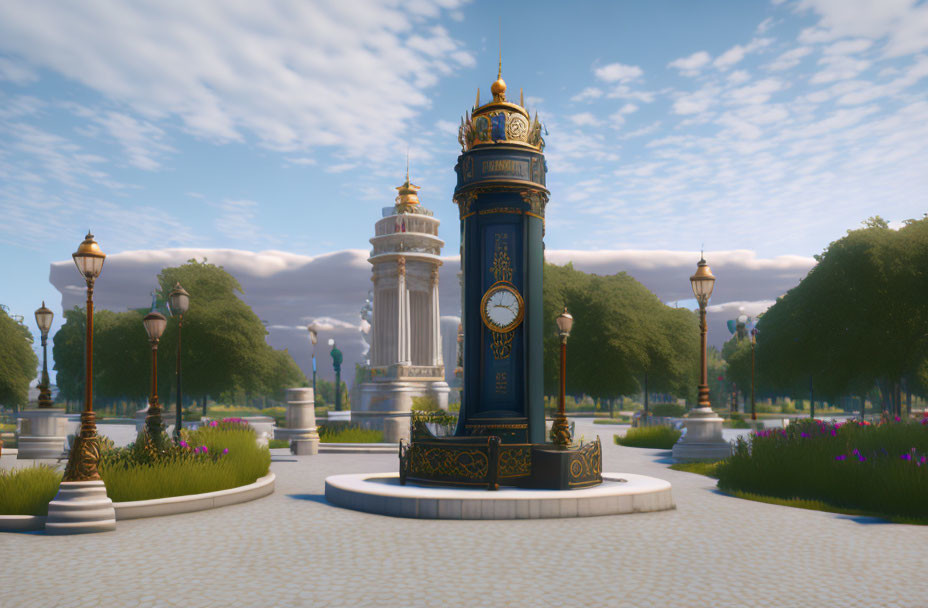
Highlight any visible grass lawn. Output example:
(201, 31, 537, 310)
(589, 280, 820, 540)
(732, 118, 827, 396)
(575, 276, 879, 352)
(614, 425, 681, 449)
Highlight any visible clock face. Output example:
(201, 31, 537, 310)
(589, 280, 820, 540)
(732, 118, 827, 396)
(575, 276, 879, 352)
(481, 283, 524, 333)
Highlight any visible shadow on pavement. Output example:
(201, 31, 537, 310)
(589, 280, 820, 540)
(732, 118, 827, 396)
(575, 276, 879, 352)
(287, 493, 328, 505)
(652, 451, 675, 464)
(835, 515, 893, 525)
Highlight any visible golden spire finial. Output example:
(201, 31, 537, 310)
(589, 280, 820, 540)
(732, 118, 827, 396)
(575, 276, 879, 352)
(395, 156, 420, 208)
(491, 24, 507, 101)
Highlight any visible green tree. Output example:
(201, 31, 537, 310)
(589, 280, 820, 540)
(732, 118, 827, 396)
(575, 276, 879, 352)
(756, 216, 928, 411)
(542, 262, 699, 407)
(0, 306, 39, 410)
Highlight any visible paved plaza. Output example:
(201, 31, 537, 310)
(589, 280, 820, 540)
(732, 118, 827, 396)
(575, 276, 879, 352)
(2, 418, 927, 608)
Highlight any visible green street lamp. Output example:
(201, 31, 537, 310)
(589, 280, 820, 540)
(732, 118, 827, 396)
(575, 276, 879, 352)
(143, 304, 167, 443)
(308, 322, 319, 401)
(34, 301, 54, 408)
(329, 338, 343, 411)
(64, 231, 106, 482)
(168, 282, 190, 442)
(552, 307, 574, 446)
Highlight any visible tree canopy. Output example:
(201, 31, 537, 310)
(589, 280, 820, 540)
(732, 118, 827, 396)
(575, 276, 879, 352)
(755, 216, 928, 408)
(542, 262, 699, 404)
(53, 259, 306, 407)
(0, 306, 39, 409)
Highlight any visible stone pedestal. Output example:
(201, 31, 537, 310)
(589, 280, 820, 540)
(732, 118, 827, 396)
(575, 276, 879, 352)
(274, 388, 319, 456)
(45, 480, 116, 534)
(356, 379, 450, 437)
(16, 409, 69, 460)
(672, 408, 732, 460)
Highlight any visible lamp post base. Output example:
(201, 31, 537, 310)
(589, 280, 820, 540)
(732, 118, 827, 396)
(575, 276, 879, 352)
(45, 480, 116, 535)
(672, 408, 732, 461)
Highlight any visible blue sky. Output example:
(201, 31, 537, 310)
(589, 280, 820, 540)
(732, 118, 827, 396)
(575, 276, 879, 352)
(2, 0, 927, 373)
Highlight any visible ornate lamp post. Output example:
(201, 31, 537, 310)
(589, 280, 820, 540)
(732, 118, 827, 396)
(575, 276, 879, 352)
(46, 232, 116, 534)
(168, 282, 190, 442)
(65, 232, 106, 481)
(329, 338, 343, 411)
(692, 257, 716, 411)
(308, 322, 319, 400)
(34, 302, 54, 408)
(671, 254, 731, 460)
(142, 305, 168, 442)
(552, 307, 573, 446)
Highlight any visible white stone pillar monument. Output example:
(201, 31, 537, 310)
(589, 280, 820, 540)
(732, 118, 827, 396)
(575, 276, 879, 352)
(357, 172, 451, 437)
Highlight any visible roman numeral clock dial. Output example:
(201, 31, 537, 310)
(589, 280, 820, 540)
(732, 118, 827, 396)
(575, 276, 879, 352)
(480, 283, 524, 333)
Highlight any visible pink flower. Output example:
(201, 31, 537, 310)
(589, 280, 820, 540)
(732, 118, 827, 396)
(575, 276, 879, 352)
(222, 448, 229, 455)
(179, 440, 188, 448)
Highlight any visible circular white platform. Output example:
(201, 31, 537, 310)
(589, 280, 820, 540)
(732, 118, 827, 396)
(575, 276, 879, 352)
(324, 472, 674, 519)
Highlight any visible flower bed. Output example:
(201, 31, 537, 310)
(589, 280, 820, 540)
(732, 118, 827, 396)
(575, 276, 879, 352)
(614, 425, 681, 449)
(717, 415, 928, 520)
(99, 419, 270, 503)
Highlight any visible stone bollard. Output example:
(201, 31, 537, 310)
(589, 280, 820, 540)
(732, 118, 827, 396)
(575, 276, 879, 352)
(274, 387, 320, 455)
(17, 409, 69, 460)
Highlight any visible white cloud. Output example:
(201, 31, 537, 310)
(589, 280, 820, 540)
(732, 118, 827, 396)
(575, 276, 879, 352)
(766, 46, 813, 71)
(672, 86, 719, 115)
(796, 0, 928, 57)
(594, 62, 643, 83)
(0, 56, 37, 84)
(571, 87, 604, 102)
(569, 112, 600, 127)
(825, 38, 874, 55)
(668, 51, 712, 75)
(728, 79, 784, 105)
(714, 38, 774, 70)
(434, 119, 458, 135)
(47, 246, 815, 381)
(0, 1, 473, 162)
(810, 55, 872, 84)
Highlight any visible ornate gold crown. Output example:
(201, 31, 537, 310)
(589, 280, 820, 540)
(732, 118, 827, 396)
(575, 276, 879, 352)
(458, 60, 545, 153)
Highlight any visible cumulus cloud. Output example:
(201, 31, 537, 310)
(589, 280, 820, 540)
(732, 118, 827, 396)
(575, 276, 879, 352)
(668, 51, 712, 75)
(796, 0, 928, 57)
(48, 247, 815, 387)
(0, 1, 473, 161)
(594, 62, 643, 83)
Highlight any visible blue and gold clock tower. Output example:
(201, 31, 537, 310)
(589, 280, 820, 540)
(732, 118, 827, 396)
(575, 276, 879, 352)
(398, 65, 602, 490)
(453, 65, 548, 445)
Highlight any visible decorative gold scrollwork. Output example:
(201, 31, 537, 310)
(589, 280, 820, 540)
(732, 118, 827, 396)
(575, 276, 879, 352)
(63, 411, 102, 481)
(567, 438, 603, 485)
(490, 233, 512, 283)
(491, 329, 514, 359)
(409, 445, 489, 480)
(498, 446, 532, 478)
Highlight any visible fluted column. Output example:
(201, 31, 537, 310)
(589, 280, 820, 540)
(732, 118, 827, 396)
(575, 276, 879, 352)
(430, 265, 442, 365)
(397, 256, 409, 365)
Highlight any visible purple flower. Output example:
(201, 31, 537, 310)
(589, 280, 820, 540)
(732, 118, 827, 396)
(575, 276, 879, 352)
(222, 448, 229, 455)
(801, 432, 809, 438)
(179, 440, 188, 448)
(852, 448, 860, 455)
(901, 454, 912, 461)
(198, 445, 208, 454)
(921, 456, 927, 464)
(209, 420, 218, 427)
(835, 455, 847, 461)
(857, 455, 866, 462)
(830, 430, 837, 437)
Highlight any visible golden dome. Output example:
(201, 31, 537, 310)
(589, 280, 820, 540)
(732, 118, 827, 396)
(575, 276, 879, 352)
(491, 76, 506, 99)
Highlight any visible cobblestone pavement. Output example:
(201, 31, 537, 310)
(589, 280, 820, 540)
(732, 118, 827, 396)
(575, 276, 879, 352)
(2, 418, 927, 608)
